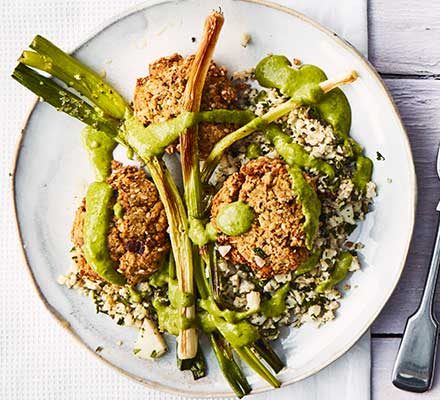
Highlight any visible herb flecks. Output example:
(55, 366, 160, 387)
(253, 247, 268, 259)
(376, 151, 385, 161)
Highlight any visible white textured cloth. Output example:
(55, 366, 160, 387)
(0, 1, 368, 399)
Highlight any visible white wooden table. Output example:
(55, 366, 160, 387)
(369, 0, 440, 398)
(1, 0, 440, 398)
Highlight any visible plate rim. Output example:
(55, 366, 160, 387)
(11, 0, 417, 397)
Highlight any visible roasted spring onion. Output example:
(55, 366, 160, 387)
(20, 35, 127, 119)
(176, 12, 225, 361)
(209, 333, 251, 398)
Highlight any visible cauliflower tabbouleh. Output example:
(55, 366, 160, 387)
(60, 66, 375, 343)
(58, 58, 374, 362)
(58, 261, 156, 330)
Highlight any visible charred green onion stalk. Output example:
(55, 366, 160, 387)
(20, 35, 127, 119)
(12, 63, 120, 137)
(176, 11, 226, 361)
(145, 157, 197, 360)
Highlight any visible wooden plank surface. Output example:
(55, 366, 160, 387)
(371, 79, 440, 333)
(369, 0, 440, 76)
(369, 1, 440, 397)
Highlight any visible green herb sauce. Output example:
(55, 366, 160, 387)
(123, 109, 254, 160)
(199, 312, 259, 348)
(199, 298, 256, 324)
(124, 111, 194, 158)
(148, 257, 170, 288)
(246, 143, 262, 159)
(265, 124, 335, 179)
(255, 55, 351, 139)
(352, 155, 373, 191)
(198, 109, 254, 125)
(150, 259, 195, 334)
(188, 219, 217, 246)
(153, 298, 180, 336)
(198, 283, 299, 346)
(316, 251, 353, 293)
(152, 287, 194, 333)
(287, 165, 321, 250)
(83, 182, 126, 285)
(81, 127, 116, 182)
(199, 282, 291, 324)
(113, 202, 124, 219)
(261, 283, 290, 318)
(168, 278, 195, 308)
(293, 250, 322, 277)
(216, 201, 255, 236)
(129, 286, 142, 303)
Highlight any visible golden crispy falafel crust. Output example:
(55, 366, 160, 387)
(211, 157, 310, 278)
(133, 53, 238, 159)
(71, 161, 169, 285)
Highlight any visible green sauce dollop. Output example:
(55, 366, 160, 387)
(149, 257, 170, 288)
(81, 127, 116, 182)
(188, 219, 217, 246)
(168, 278, 194, 308)
(113, 202, 124, 219)
(265, 124, 335, 179)
(287, 166, 321, 250)
(129, 286, 142, 303)
(293, 250, 322, 277)
(246, 143, 262, 160)
(83, 182, 126, 285)
(216, 201, 255, 236)
(200, 282, 292, 324)
(199, 297, 255, 324)
(352, 155, 373, 192)
(255, 55, 351, 139)
(124, 111, 194, 158)
(261, 283, 290, 318)
(199, 311, 259, 348)
(150, 255, 195, 334)
(316, 251, 353, 293)
(153, 298, 180, 336)
(152, 279, 195, 334)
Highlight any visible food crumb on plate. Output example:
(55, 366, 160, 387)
(240, 32, 251, 47)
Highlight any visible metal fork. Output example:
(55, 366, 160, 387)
(392, 145, 440, 392)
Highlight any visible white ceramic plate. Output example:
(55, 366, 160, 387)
(13, 0, 416, 396)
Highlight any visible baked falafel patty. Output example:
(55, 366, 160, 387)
(133, 53, 238, 159)
(211, 157, 312, 279)
(72, 161, 170, 285)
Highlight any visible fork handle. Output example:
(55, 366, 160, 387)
(420, 213, 440, 312)
(392, 310, 439, 392)
(392, 214, 440, 392)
